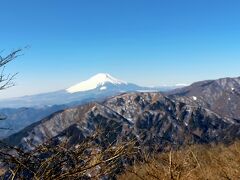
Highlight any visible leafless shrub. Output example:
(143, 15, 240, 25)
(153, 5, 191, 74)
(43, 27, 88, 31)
(0, 130, 139, 179)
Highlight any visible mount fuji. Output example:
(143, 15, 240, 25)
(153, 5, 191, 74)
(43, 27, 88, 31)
(0, 73, 182, 108)
(66, 73, 139, 94)
(0, 73, 142, 108)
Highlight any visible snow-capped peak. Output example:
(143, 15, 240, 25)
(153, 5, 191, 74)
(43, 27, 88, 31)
(66, 73, 127, 93)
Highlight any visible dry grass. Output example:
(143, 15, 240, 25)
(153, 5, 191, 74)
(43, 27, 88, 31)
(119, 141, 240, 180)
(0, 168, 5, 176)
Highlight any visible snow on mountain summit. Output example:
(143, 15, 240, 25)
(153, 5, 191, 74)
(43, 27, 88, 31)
(66, 73, 127, 93)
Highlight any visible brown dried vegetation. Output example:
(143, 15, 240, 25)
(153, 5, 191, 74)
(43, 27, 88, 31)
(120, 141, 240, 180)
(0, 130, 138, 179)
(1, 138, 240, 179)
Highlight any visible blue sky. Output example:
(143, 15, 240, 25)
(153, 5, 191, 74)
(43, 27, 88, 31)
(0, 0, 240, 98)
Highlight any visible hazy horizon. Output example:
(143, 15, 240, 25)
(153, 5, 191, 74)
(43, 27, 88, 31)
(1, 0, 240, 98)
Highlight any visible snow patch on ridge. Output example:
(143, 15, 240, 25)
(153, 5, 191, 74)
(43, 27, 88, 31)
(192, 96, 197, 101)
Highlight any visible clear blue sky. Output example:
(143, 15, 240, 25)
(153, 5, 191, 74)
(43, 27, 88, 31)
(0, 0, 240, 98)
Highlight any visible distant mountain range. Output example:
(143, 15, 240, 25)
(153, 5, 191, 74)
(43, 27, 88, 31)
(0, 105, 66, 139)
(0, 73, 182, 108)
(4, 76, 240, 152)
(0, 73, 184, 138)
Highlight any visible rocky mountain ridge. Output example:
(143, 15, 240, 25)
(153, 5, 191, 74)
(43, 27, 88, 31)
(167, 76, 240, 120)
(5, 92, 240, 152)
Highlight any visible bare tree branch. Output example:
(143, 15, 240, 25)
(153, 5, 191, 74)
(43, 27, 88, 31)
(0, 49, 22, 91)
(0, 49, 22, 68)
(0, 49, 22, 128)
